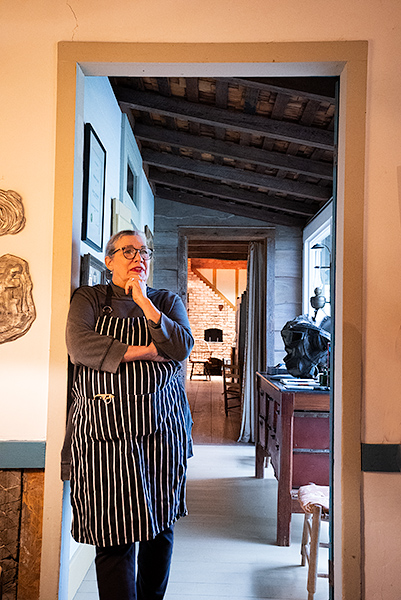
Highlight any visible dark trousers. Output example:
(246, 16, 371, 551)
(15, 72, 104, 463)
(95, 526, 174, 600)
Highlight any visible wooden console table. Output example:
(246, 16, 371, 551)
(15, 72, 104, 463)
(255, 372, 330, 546)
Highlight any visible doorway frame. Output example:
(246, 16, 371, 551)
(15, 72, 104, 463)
(177, 225, 275, 367)
(43, 41, 367, 600)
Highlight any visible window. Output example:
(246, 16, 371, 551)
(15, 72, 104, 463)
(303, 208, 332, 325)
(119, 114, 141, 219)
(126, 161, 137, 205)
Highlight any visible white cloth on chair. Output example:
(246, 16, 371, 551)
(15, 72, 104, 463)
(298, 483, 330, 514)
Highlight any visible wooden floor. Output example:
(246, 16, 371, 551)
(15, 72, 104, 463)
(73, 377, 329, 600)
(188, 375, 242, 445)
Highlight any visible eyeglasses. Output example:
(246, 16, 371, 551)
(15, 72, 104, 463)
(111, 245, 153, 260)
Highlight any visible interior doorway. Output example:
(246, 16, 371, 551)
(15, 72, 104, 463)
(44, 41, 367, 600)
(187, 256, 246, 377)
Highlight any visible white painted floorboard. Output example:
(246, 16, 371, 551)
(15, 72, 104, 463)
(73, 379, 329, 600)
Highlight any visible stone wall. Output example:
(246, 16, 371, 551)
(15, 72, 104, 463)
(0, 470, 44, 600)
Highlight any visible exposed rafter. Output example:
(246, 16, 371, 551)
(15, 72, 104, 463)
(155, 188, 306, 228)
(150, 170, 316, 216)
(143, 149, 330, 201)
(220, 77, 336, 103)
(110, 76, 336, 232)
(135, 123, 333, 180)
(188, 239, 251, 261)
(114, 85, 335, 150)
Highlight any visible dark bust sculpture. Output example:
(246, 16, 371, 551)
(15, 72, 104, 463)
(281, 315, 331, 378)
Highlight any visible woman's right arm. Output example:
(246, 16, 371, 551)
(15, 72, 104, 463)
(66, 287, 128, 373)
(66, 287, 169, 372)
(121, 343, 169, 363)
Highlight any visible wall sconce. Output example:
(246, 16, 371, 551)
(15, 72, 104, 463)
(311, 243, 331, 321)
(310, 286, 326, 322)
(312, 243, 331, 269)
(218, 304, 224, 311)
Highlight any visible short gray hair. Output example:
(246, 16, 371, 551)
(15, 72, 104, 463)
(105, 230, 147, 257)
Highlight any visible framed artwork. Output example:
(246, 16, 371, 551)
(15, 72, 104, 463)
(80, 253, 111, 286)
(111, 197, 137, 236)
(82, 123, 106, 251)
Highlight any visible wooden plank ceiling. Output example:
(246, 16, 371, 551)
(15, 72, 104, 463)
(109, 76, 336, 259)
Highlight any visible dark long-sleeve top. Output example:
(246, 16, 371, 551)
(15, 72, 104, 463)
(61, 282, 193, 481)
(66, 282, 194, 372)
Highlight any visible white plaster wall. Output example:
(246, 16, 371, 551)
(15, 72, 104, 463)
(72, 76, 153, 285)
(118, 114, 154, 234)
(1, 0, 401, 597)
(81, 77, 122, 264)
(139, 175, 154, 235)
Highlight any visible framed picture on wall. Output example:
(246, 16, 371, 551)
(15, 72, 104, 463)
(111, 197, 137, 236)
(81, 123, 106, 251)
(80, 253, 111, 286)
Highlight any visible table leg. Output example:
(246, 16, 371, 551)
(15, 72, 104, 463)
(276, 482, 291, 545)
(276, 391, 294, 546)
(255, 443, 265, 478)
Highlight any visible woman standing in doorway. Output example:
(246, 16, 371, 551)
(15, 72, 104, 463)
(65, 229, 194, 600)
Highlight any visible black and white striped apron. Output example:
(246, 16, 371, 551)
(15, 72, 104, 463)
(70, 312, 190, 547)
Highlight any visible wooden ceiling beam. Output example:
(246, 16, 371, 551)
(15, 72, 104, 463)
(185, 78, 199, 102)
(188, 247, 248, 260)
(243, 86, 260, 115)
(189, 249, 248, 260)
(215, 80, 229, 109)
(150, 169, 316, 216)
(143, 149, 330, 201)
(190, 258, 248, 269)
(113, 86, 334, 150)
(155, 187, 306, 228)
(224, 77, 336, 102)
(300, 99, 322, 126)
(190, 241, 249, 250)
(271, 92, 291, 120)
(134, 123, 333, 180)
(156, 77, 171, 96)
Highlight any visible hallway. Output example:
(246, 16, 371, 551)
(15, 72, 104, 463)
(73, 378, 328, 600)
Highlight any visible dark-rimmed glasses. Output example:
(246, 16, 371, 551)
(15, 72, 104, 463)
(110, 245, 153, 261)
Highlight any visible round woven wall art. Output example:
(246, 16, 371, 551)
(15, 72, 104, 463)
(0, 189, 26, 236)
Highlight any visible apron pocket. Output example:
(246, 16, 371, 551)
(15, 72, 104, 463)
(87, 394, 132, 442)
(84, 393, 160, 441)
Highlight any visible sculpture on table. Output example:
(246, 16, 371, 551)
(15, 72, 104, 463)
(281, 315, 331, 379)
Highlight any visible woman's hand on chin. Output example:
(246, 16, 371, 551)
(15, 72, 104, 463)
(123, 274, 162, 324)
(124, 273, 147, 305)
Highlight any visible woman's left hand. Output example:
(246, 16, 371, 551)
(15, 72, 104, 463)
(125, 274, 162, 324)
(125, 273, 147, 306)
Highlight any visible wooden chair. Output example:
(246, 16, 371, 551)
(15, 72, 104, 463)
(222, 361, 242, 416)
(189, 339, 212, 380)
(298, 484, 330, 600)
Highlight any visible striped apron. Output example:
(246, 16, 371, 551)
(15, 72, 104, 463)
(70, 311, 191, 547)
